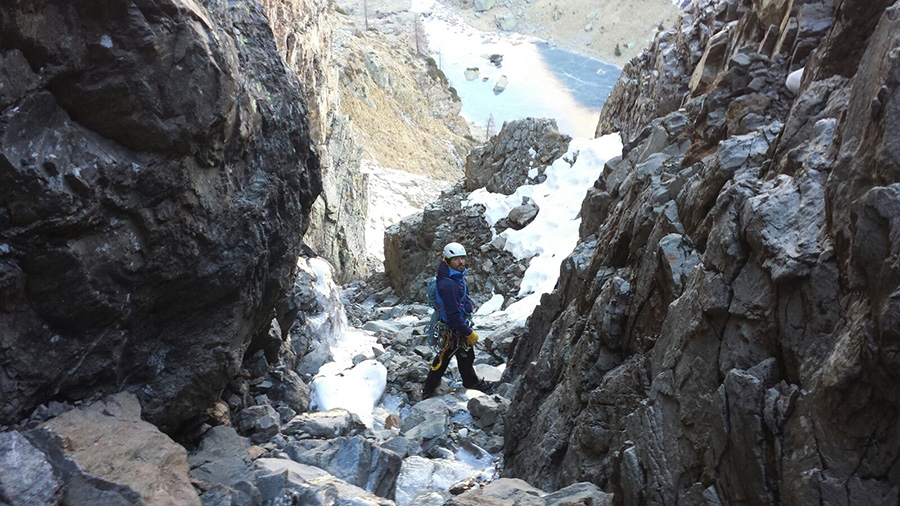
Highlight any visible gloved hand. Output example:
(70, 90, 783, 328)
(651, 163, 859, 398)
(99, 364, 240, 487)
(466, 330, 479, 346)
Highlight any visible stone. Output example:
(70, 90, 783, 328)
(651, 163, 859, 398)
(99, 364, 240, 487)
(255, 458, 393, 506)
(189, 426, 256, 491)
(716, 131, 770, 179)
(236, 405, 282, 443)
(283, 436, 402, 498)
(716, 362, 779, 505)
(401, 398, 449, 432)
(363, 319, 404, 336)
(264, 367, 311, 416)
(364, 51, 392, 89)
(281, 408, 367, 439)
(689, 22, 736, 95)
(446, 478, 545, 505)
(0, 432, 61, 506)
(545, 482, 614, 505)
(380, 435, 412, 457)
(657, 233, 700, 299)
(467, 395, 510, 431)
(404, 416, 449, 440)
(492, 75, 509, 94)
(495, 15, 517, 31)
(40, 393, 201, 505)
(506, 200, 540, 229)
(742, 172, 826, 282)
(0, 0, 322, 430)
(474, 0, 495, 12)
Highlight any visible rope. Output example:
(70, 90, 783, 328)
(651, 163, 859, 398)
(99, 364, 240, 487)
(430, 328, 460, 371)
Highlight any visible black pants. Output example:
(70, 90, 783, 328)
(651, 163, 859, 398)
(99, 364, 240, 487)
(423, 339, 479, 394)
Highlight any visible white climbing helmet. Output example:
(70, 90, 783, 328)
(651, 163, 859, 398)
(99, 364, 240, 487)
(443, 242, 467, 260)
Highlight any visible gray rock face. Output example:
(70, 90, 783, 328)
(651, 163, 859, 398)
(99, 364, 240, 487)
(466, 118, 571, 195)
(259, 0, 369, 283)
(0, 0, 322, 431)
(504, 0, 900, 503)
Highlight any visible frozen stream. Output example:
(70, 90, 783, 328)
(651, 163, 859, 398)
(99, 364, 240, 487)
(414, 0, 621, 138)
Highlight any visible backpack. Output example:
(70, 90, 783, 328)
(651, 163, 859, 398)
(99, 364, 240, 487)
(424, 276, 445, 353)
(426, 275, 439, 310)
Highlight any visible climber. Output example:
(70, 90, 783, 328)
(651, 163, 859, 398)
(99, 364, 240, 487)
(422, 242, 481, 398)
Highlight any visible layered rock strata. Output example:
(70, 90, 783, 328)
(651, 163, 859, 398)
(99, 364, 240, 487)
(504, 0, 900, 503)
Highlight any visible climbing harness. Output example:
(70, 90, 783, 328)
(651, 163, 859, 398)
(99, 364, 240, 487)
(423, 269, 474, 373)
(427, 314, 473, 371)
(425, 311, 445, 354)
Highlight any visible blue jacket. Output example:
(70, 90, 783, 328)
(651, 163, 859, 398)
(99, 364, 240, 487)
(435, 260, 474, 335)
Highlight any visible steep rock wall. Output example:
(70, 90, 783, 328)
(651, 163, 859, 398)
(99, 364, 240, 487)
(0, 0, 321, 431)
(259, 0, 474, 279)
(259, 0, 369, 283)
(504, 0, 900, 503)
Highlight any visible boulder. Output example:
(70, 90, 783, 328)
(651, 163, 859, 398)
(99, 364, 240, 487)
(505, 199, 540, 229)
(495, 15, 517, 31)
(474, 0, 495, 12)
(0, 0, 322, 431)
(447, 478, 543, 505)
(283, 435, 403, 498)
(395, 455, 480, 506)
(466, 395, 509, 433)
(445, 478, 613, 505)
(281, 408, 367, 439)
(189, 426, 261, 506)
(492, 75, 510, 94)
(255, 458, 394, 506)
(0, 432, 61, 506)
(236, 405, 282, 444)
(39, 393, 201, 505)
